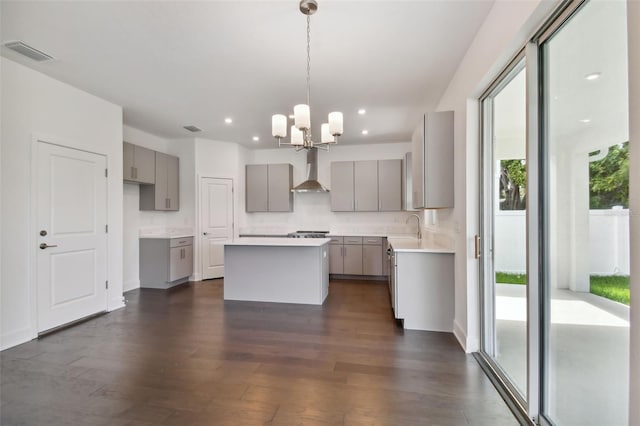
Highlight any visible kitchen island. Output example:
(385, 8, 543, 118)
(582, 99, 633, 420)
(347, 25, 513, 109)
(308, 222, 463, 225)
(224, 238, 331, 305)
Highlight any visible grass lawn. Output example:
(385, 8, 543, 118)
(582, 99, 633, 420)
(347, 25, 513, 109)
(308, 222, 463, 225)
(590, 275, 630, 305)
(495, 272, 630, 306)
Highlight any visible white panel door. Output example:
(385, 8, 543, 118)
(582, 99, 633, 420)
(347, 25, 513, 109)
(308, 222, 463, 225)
(36, 141, 108, 333)
(200, 177, 233, 280)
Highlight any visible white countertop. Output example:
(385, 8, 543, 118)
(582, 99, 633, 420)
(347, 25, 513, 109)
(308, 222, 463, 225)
(387, 237, 455, 253)
(225, 237, 331, 247)
(327, 232, 416, 238)
(139, 234, 194, 239)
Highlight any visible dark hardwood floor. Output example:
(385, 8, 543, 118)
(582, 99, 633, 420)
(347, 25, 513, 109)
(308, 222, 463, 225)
(1, 280, 516, 425)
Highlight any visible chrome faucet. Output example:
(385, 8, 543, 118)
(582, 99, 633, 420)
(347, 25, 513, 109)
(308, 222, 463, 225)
(406, 214, 422, 240)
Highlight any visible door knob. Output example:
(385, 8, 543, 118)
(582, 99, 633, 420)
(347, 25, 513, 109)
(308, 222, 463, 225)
(40, 230, 47, 236)
(203, 232, 209, 235)
(40, 243, 58, 250)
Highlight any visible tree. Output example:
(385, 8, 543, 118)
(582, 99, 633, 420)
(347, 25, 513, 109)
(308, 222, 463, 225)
(500, 159, 526, 210)
(589, 142, 629, 209)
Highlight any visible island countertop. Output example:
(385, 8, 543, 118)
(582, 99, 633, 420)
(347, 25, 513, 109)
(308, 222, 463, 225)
(225, 237, 331, 247)
(387, 237, 455, 253)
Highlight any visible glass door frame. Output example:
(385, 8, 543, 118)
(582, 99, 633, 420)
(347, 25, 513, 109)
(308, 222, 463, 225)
(476, 1, 589, 425)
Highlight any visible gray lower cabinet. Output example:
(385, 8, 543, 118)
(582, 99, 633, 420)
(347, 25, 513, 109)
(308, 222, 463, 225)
(246, 163, 293, 212)
(331, 160, 402, 212)
(140, 152, 179, 211)
(140, 237, 193, 289)
(363, 237, 383, 276)
(329, 235, 386, 277)
(123, 142, 155, 184)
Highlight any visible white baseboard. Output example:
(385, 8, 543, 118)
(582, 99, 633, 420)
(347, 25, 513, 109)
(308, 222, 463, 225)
(453, 320, 469, 353)
(123, 279, 140, 292)
(108, 298, 126, 312)
(1, 327, 36, 351)
(190, 273, 201, 282)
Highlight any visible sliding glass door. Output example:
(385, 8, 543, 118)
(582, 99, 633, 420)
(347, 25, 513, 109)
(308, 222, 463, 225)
(539, 0, 630, 424)
(480, 59, 529, 407)
(478, 1, 630, 424)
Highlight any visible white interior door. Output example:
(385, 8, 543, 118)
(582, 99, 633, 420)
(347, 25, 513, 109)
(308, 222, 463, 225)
(36, 141, 108, 333)
(200, 177, 233, 279)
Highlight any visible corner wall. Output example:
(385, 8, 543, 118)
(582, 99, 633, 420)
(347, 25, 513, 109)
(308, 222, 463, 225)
(433, 0, 558, 351)
(1, 57, 124, 350)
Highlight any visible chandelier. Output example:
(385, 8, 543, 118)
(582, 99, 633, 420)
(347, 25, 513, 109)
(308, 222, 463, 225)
(271, 0, 343, 150)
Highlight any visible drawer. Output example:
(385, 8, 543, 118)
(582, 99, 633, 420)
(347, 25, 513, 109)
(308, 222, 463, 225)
(362, 237, 382, 245)
(344, 236, 363, 245)
(170, 237, 193, 248)
(328, 236, 344, 245)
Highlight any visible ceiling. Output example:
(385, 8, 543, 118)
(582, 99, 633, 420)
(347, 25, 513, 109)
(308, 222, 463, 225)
(0, 1, 495, 148)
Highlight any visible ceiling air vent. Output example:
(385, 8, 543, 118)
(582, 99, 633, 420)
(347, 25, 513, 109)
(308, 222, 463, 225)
(183, 125, 202, 133)
(3, 41, 54, 62)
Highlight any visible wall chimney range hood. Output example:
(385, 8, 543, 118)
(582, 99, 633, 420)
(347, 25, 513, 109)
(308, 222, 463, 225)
(292, 148, 329, 193)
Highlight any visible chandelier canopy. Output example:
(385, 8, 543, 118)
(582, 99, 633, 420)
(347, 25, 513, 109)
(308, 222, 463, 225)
(271, 0, 343, 150)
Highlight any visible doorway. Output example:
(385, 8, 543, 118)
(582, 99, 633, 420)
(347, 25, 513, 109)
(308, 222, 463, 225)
(35, 140, 109, 332)
(199, 177, 233, 280)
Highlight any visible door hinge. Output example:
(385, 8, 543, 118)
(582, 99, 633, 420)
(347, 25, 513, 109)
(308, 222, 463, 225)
(105, 280, 109, 289)
(105, 168, 108, 178)
(105, 224, 108, 233)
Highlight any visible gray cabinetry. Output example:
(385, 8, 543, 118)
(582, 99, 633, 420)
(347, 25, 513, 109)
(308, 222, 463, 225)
(329, 235, 385, 277)
(246, 164, 268, 212)
(378, 159, 402, 211)
(123, 142, 155, 184)
(140, 237, 193, 289)
(245, 164, 293, 212)
(362, 240, 383, 276)
(412, 111, 454, 209)
(343, 239, 363, 275)
(354, 161, 378, 211)
(331, 160, 402, 212)
(140, 152, 180, 211)
(268, 164, 293, 212)
(330, 162, 354, 211)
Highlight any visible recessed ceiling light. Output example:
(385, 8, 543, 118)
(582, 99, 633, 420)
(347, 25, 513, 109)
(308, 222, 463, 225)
(361, 130, 369, 135)
(584, 72, 601, 81)
(580, 119, 591, 123)
(252, 136, 260, 142)
(224, 117, 233, 124)
(358, 109, 366, 115)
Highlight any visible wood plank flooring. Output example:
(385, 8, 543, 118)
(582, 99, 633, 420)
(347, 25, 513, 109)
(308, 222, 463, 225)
(1, 280, 517, 425)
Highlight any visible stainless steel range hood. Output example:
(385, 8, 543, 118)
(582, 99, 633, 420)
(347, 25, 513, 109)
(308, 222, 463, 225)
(292, 148, 330, 193)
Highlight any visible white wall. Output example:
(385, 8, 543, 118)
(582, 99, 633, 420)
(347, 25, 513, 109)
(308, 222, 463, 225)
(1, 57, 124, 350)
(122, 126, 196, 291)
(627, 1, 639, 424)
(244, 143, 420, 234)
(494, 209, 630, 277)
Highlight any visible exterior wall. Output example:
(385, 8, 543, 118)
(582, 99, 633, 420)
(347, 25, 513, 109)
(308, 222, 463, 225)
(1, 57, 124, 350)
(494, 209, 630, 277)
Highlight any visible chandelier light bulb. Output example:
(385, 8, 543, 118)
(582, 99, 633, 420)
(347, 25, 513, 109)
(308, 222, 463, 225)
(294, 104, 311, 130)
(328, 112, 343, 136)
(272, 114, 287, 138)
(291, 125, 304, 146)
(321, 123, 335, 144)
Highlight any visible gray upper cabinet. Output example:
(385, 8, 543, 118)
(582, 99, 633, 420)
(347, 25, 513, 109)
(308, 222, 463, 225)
(140, 151, 180, 211)
(123, 142, 155, 184)
(354, 161, 378, 212)
(246, 165, 268, 212)
(245, 163, 293, 212)
(331, 160, 402, 212)
(267, 164, 293, 212)
(412, 111, 454, 209)
(378, 159, 402, 211)
(330, 161, 355, 212)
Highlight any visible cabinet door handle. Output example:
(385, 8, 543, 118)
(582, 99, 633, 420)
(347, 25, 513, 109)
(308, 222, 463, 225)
(165, 198, 169, 209)
(134, 167, 137, 179)
(131, 166, 134, 179)
(474, 235, 481, 259)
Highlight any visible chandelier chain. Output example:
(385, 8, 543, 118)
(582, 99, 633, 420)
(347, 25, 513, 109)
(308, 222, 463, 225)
(306, 14, 311, 107)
